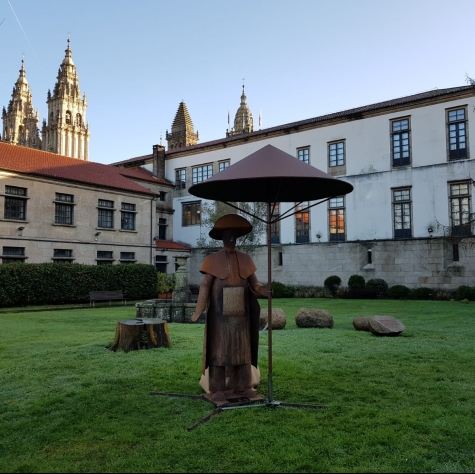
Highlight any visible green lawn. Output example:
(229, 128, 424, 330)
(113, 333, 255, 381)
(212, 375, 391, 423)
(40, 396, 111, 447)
(0, 299, 474, 473)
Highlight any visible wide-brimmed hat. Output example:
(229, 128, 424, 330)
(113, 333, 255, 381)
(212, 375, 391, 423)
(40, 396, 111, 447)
(209, 214, 252, 240)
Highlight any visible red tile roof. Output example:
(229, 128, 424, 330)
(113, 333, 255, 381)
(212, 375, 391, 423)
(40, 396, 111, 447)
(111, 153, 153, 166)
(118, 166, 173, 186)
(155, 240, 191, 251)
(0, 142, 156, 196)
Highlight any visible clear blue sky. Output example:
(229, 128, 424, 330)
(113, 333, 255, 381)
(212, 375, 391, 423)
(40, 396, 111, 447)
(1, 0, 475, 164)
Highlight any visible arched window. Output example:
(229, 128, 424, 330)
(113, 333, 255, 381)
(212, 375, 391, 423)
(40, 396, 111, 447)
(76, 113, 82, 127)
(50, 112, 54, 123)
(65, 111, 72, 125)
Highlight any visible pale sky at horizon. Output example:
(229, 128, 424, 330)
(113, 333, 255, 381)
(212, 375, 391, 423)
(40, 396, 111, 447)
(1, 0, 475, 165)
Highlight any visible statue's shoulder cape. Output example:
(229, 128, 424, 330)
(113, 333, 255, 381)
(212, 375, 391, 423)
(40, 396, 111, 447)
(200, 249, 257, 280)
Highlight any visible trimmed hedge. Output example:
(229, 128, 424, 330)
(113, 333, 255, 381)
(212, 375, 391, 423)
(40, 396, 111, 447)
(454, 285, 475, 301)
(348, 274, 365, 290)
(411, 287, 434, 300)
(271, 281, 296, 298)
(0, 263, 157, 307)
(324, 275, 341, 297)
(387, 285, 412, 299)
(366, 278, 388, 297)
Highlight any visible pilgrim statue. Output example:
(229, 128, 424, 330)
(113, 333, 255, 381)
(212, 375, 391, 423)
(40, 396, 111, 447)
(191, 214, 268, 404)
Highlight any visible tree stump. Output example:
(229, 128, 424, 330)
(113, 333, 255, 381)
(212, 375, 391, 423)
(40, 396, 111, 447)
(108, 319, 170, 352)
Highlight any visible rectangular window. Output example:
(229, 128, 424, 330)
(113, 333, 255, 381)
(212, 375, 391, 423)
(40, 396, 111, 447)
(156, 255, 167, 273)
(329, 197, 345, 241)
(393, 188, 412, 238)
(182, 201, 201, 227)
(98, 209, 114, 228)
(159, 191, 167, 201)
(158, 217, 167, 240)
(121, 203, 136, 231)
(271, 203, 280, 244)
(53, 249, 73, 263)
(297, 147, 309, 164)
(391, 118, 411, 167)
(55, 193, 74, 225)
(120, 252, 135, 263)
(295, 202, 310, 243)
(2, 246, 26, 263)
(176, 169, 186, 189)
(98, 199, 114, 228)
(448, 108, 467, 160)
(219, 161, 230, 172)
(97, 250, 114, 265)
(453, 244, 460, 262)
(4, 186, 27, 220)
(329, 142, 345, 167)
(192, 164, 213, 184)
(450, 182, 472, 236)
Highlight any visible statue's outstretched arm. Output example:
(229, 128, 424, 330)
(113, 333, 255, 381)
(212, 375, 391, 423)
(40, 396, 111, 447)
(191, 273, 214, 322)
(248, 273, 270, 299)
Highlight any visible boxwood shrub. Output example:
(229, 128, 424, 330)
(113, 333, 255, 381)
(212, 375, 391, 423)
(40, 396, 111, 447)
(348, 274, 365, 290)
(324, 275, 341, 297)
(0, 263, 157, 307)
(387, 284, 412, 299)
(411, 287, 434, 300)
(271, 281, 296, 298)
(454, 285, 475, 301)
(365, 278, 388, 297)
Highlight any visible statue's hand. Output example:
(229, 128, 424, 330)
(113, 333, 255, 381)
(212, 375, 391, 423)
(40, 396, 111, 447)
(191, 312, 201, 322)
(258, 285, 272, 298)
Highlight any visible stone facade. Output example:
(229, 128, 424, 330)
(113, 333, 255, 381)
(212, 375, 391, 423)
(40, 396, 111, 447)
(188, 237, 475, 291)
(0, 172, 155, 265)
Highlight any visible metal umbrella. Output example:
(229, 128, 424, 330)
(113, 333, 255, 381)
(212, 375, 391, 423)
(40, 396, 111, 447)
(189, 144, 353, 404)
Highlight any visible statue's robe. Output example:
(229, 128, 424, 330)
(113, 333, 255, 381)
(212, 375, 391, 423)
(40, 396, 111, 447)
(198, 249, 261, 391)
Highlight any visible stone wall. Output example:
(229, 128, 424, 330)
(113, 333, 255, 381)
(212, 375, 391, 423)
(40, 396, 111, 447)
(189, 237, 475, 291)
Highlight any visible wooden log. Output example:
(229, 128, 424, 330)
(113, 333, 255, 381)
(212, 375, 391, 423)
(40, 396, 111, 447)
(142, 319, 171, 349)
(108, 319, 170, 352)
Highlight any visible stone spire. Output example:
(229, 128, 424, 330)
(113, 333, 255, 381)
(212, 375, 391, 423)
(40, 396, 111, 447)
(166, 101, 199, 150)
(2, 59, 42, 150)
(42, 38, 90, 160)
(226, 85, 254, 137)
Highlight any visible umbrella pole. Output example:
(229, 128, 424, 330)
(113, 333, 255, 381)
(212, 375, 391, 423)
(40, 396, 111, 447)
(267, 202, 274, 403)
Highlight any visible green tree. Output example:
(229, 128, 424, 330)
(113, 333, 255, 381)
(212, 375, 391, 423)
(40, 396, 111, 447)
(196, 201, 267, 254)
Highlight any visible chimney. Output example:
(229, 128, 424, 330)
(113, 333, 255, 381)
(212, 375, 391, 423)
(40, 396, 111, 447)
(153, 144, 166, 179)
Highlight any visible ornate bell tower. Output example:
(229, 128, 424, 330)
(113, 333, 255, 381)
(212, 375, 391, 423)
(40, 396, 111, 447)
(166, 101, 199, 150)
(2, 59, 42, 150)
(226, 85, 254, 137)
(42, 39, 90, 160)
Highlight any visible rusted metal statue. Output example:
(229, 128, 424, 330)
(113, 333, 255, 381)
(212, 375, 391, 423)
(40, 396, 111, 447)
(191, 214, 268, 405)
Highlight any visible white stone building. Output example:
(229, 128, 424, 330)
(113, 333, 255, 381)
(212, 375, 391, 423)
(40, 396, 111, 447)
(114, 85, 475, 290)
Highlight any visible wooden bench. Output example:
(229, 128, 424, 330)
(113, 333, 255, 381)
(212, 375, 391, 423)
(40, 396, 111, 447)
(89, 290, 126, 308)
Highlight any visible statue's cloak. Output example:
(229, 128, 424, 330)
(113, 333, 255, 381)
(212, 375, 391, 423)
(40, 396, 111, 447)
(199, 249, 261, 376)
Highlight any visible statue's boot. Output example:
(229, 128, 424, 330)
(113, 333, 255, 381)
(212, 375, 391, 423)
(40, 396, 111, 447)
(210, 391, 227, 402)
(235, 388, 257, 399)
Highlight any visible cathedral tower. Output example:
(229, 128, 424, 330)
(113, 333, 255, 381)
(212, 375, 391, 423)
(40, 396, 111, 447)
(2, 59, 42, 150)
(42, 39, 90, 160)
(226, 85, 253, 137)
(166, 101, 199, 150)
